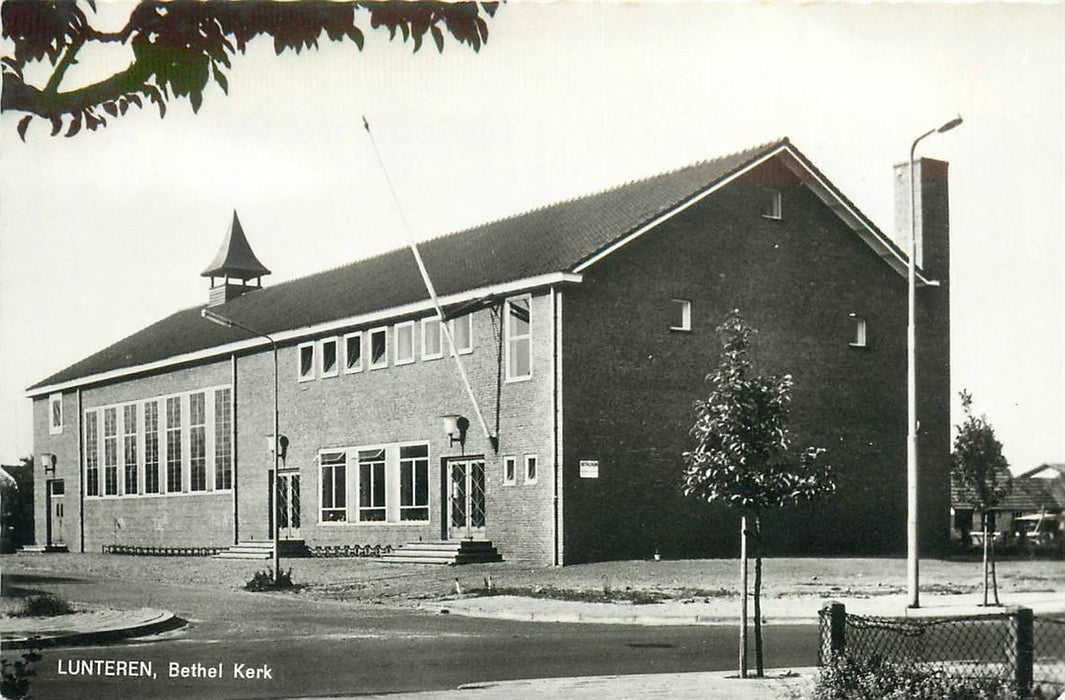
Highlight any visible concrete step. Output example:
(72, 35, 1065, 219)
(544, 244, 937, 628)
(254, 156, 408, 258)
(380, 540, 503, 565)
(214, 540, 310, 559)
(20, 544, 69, 553)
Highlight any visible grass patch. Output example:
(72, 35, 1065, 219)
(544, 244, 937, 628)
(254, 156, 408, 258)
(10, 594, 75, 618)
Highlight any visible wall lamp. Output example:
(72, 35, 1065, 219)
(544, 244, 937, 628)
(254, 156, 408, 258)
(443, 415, 470, 448)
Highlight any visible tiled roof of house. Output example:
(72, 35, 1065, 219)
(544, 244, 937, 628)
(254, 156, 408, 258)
(28, 137, 900, 393)
(952, 469, 1065, 511)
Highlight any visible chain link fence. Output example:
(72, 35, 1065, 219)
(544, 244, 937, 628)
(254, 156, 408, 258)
(819, 603, 1065, 697)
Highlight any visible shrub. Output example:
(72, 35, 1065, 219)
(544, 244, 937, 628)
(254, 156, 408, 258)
(815, 654, 1019, 700)
(245, 568, 296, 592)
(1, 644, 43, 699)
(14, 594, 74, 617)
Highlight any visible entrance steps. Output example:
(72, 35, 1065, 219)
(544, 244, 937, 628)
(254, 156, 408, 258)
(20, 544, 69, 553)
(379, 540, 502, 565)
(214, 540, 310, 560)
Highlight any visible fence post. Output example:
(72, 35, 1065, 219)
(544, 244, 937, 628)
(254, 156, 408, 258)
(1011, 606, 1034, 696)
(820, 601, 846, 664)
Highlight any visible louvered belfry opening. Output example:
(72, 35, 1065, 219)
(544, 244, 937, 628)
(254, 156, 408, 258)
(201, 210, 272, 307)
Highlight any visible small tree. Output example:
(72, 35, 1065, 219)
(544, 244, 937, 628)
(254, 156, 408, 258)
(683, 310, 834, 678)
(951, 390, 1010, 606)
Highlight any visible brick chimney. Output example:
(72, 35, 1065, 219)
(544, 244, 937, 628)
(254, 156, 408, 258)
(893, 158, 950, 283)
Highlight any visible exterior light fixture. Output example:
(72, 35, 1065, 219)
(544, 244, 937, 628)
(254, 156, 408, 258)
(443, 414, 469, 448)
(41, 453, 56, 474)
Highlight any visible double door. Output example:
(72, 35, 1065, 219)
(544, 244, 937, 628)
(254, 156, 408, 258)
(447, 458, 485, 540)
(270, 471, 301, 540)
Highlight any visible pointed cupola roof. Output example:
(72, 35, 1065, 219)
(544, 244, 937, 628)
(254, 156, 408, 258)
(201, 210, 271, 280)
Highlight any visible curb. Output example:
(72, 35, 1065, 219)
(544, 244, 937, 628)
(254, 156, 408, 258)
(1, 610, 185, 649)
(432, 602, 812, 626)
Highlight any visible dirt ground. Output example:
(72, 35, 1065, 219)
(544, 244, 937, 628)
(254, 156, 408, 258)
(2, 552, 1062, 607)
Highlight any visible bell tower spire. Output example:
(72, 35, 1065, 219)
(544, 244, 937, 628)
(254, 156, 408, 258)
(201, 211, 271, 307)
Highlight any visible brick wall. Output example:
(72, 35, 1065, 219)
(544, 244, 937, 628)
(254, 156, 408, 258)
(560, 158, 951, 562)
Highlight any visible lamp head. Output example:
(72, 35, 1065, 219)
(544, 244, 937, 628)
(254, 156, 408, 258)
(937, 116, 963, 133)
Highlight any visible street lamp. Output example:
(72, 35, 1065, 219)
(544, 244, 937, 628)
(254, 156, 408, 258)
(907, 115, 962, 609)
(201, 307, 282, 585)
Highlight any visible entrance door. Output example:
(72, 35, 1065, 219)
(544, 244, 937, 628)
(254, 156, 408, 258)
(47, 480, 65, 546)
(276, 472, 301, 540)
(447, 458, 486, 540)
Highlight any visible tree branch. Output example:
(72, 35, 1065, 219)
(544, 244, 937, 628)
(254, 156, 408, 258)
(42, 38, 85, 94)
(2, 61, 151, 118)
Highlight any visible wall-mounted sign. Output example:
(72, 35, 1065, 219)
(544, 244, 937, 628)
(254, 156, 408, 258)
(579, 460, 599, 479)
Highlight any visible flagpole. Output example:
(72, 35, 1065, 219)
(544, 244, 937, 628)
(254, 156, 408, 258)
(362, 116, 496, 449)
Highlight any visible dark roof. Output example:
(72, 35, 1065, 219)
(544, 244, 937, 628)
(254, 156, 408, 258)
(953, 470, 1065, 512)
(201, 211, 272, 279)
(29, 138, 890, 392)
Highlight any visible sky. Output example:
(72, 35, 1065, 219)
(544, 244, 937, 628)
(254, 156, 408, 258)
(1, 2, 1063, 474)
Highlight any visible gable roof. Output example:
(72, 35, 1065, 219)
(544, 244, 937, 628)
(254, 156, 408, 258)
(27, 138, 922, 396)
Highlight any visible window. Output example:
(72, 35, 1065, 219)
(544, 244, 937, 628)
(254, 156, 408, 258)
(850, 315, 868, 348)
(503, 456, 516, 485)
(422, 317, 443, 360)
(762, 187, 783, 220)
(103, 407, 118, 496)
(189, 392, 207, 491)
(343, 332, 363, 374)
(399, 444, 429, 521)
(505, 296, 532, 381)
(85, 411, 99, 496)
(320, 338, 338, 377)
(123, 404, 138, 495)
(358, 448, 386, 521)
(369, 327, 388, 369)
(670, 299, 692, 332)
(214, 388, 232, 490)
(298, 342, 315, 382)
(451, 314, 472, 354)
(49, 393, 63, 435)
(394, 321, 415, 366)
(144, 401, 160, 494)
(165, 396, 182, 493)
(320, 451, 347, 522)
(524, 454, 538, 485)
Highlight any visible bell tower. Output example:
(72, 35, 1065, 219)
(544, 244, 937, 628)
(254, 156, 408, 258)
(201, 211, 271, 307)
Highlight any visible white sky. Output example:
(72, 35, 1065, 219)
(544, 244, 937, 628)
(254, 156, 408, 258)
(1, 2, 1062, 473)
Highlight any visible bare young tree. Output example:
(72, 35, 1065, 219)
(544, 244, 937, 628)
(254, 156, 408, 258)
(2, 0, 498, 139)
(952, 390, 1011, 606)
(683, 310, 834, 677)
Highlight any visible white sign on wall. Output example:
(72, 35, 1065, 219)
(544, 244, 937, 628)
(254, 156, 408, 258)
(579, 460, 599, 479)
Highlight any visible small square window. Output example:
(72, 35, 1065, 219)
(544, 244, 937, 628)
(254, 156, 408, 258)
(369, 327, 388, 369)
(524, 455, 538, 485)
(343, 332, 363, 373)
(450, 314, 472, 355)
(422, 317, 443, 360)
(849, 315, 868, 348)
(762, 188, 783, 220)
(670, 299, 692, 332)
(503, 456, 516, 485)
(395, 321, 415, 366)
(49, 392, 63, 435)
(320, 338, 338, 378)
(297, 342, 316, 382)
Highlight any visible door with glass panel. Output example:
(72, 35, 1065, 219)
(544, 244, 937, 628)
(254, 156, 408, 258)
(276, 471, 301, 539)
(447, 457, 486, 540)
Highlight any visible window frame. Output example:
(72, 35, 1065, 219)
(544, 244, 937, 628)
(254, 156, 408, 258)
(849, 314, 868, 348)
(670, 298, 692, 332)
(342, 331, 363, 374)
(357, 447, 388, 522)
(319, 337, 339, 378)
(319, 450, 348, 523)
(504, 295, 533, 383)
(524, 454, 539, 485)
(297, 342, 316, 382)
(503, 456, 517, 486)
(369, 327, 389, 370)
(421, 317, 444, 361)
(48, 392, 63, 435)
(450, 314, 473, 355)
(394, 321, 416, 367)
(761, 187, 783, 220)
(399, 443, 430, 522)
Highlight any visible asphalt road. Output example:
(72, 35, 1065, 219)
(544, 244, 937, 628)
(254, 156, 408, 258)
(3, 572, 819, 699)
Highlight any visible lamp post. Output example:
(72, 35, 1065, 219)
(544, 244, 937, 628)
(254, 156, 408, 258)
(201, 307, 281, 585)
(907, 116, 962, 609)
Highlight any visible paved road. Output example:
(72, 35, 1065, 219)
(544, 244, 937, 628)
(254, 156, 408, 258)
(3, 572, 819, 699)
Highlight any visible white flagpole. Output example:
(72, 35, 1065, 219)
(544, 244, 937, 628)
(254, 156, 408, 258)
(362, 116, 496, 448)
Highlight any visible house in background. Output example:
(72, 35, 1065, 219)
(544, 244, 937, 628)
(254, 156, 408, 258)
(26, 138, 952, 565)
(952, 463, 1065, 547)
